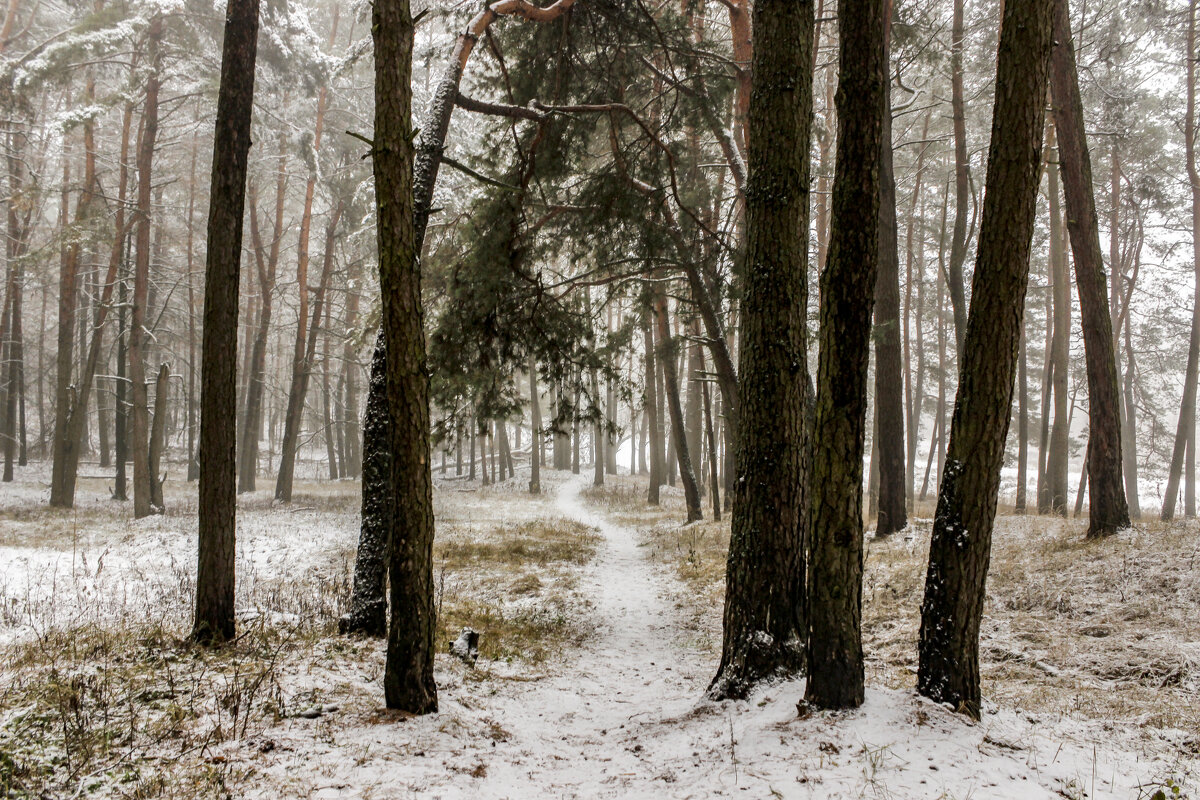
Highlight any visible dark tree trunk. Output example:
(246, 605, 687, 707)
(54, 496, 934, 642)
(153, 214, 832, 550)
(644, 316, 663, 505)
(148, 363, 168, 511)
(872, 0, 907, 536)
(702, 375, 721, 520)
(194, 0, 259, 644)
(374, 0, 437, 714)
(1048, 0, 1130, 537)
(710, 0, 813, 701)
(529, 355, 541, 494)
(917, 0, 1054, 719)
(805, 0, 887, 711)
(654, 291, 703, 522)
(342, 334, 389, 637)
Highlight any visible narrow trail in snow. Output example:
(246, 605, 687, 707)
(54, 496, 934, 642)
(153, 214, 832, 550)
(471, 474, 716, 794)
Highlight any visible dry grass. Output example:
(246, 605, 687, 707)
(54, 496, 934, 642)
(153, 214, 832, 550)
(430, 517, 601, 665)
(0, 475, 604, 798)
(582, 474, 1200, 749)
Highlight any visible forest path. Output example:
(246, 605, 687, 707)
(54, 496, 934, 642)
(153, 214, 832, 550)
(465, 473, 717, 796)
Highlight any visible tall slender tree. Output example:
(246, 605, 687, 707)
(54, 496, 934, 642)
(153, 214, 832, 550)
(374, 0, 437, 714)
(804, 0, 887, 711)
(193, 0, 261, 644)
(917, 0, 1055, 718)
(1162, 0, 1200, 523)
(1048, 0, 1130, 537)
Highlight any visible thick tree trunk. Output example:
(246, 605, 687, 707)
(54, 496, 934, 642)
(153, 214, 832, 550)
(342, 335, 389, 637)
(917, 0, 1054, 719)
(805, 0, 886, 711)
(1048, 0, 1130, 537)
(1162, 0, 1200, 523)
(374, 0, 437, 714)
(194, 0, 259, 644)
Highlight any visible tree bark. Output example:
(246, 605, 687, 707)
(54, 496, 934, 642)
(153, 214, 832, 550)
(194, 0, 259, 644)
(644, 315, 663, 505)
(873, 0, 906, 536)
(1048, 0, 1130, 537)
(654, 291, 702, 522)
(705, 0, 811, 700)
(374, 0, 437, 714)
(805, 0, 887, 711)
(529, 356, 542, 493)
(1044, 125, 1071, 516)
(148, 363, 169, 510)
(917, 0, 1054, 719)
(946, 0, 970, 357)
(129, 14, 163, 520)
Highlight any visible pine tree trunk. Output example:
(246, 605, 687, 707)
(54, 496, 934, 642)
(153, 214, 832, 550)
(194, 0, 259, 643)
(239, 139, 287, 492)
(946, 0, 970, 356)
(342, 333, 388, 637)
(276, 19, 338, 502)
(1044, 125, 1072, 515)
(129, 14, 163, 520)
(148, 363, 168, 510)
(873, 0, 907, 536)
(1048, 0, 1130, 537)
(529, 355, 541, 494)
(374, 0, 436, 713)
(644, 317, 662, 505)
(654, 291, 702, 522)
(805, 0, 887, 711)
(916, 0, 1054, 718)
(1162, 0, 1200, 523)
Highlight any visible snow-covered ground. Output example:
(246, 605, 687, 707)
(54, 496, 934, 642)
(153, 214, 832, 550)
(0, 463, 1196, 799)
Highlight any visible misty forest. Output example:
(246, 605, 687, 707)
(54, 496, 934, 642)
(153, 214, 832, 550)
(0, 0, 1198, 796)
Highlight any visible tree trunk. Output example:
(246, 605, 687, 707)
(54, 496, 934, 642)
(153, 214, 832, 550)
(702, 374, 721, 520)
(1162, 0, 1200, 523)
(194, 0, 259, 644)
(805, 0, 886, 711)
(129, 14, 163, 520)
(644, 316, 663, 505)
(1048, 0, 1130, 537)
(375, 0, 437, 714)
(1044, 125, 1071, 516)
(342, 335, 389, 637)
(917, 0, 1054, 719)
(276, 14, 339, 502)
(946, 0, 970, 356)
(654, 291, 702, 522)
(148, 363, 168, 511)
(239, 137, 288, 492)
(872, 0, 907, 537)
(529, 355, 541, 493)
(1016, 326, 1029, 512)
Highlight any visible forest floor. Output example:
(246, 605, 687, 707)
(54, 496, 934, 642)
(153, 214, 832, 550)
(0, 462, 1197, 799)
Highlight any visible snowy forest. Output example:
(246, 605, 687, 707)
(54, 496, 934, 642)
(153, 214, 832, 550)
(0, 0, 1198, 795)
